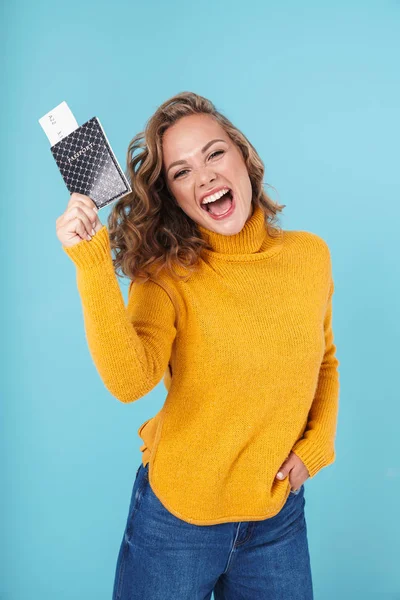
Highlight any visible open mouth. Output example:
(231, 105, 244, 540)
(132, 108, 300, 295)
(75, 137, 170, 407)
(201, 189, 233, 216)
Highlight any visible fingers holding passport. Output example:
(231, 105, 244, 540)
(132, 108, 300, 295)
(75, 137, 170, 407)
(56, 192, 103, 247)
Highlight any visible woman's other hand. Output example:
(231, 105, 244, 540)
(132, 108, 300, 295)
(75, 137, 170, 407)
(275, 451, 310, 492)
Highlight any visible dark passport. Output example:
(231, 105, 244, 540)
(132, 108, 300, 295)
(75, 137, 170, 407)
(50, 116, 132, 210)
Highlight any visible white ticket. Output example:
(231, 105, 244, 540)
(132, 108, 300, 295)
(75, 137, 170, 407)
(38, 101, 79, 146)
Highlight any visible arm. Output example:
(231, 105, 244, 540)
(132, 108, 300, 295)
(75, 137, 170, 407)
(62, 226, 177, 403)
(291, 278, 340, 478)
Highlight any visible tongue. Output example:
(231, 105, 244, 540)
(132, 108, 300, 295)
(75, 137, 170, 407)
(208, 195, 232, 216)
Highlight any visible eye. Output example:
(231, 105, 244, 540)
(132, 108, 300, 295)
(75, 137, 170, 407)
(209, 150, 224, 159)
(174, 169, 188, 179)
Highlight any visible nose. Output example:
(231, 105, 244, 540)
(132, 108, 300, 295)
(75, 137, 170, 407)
(196, 164, 217, 188)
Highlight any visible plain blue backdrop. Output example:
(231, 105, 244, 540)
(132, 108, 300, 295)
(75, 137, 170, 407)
(2, 0, 399, 598)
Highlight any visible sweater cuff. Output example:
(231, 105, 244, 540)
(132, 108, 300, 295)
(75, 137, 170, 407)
(291, 439, 335, 479)
(62, 225, 111, 269)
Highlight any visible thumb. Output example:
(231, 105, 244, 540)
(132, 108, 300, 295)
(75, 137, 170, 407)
(276, 457, 292, 480)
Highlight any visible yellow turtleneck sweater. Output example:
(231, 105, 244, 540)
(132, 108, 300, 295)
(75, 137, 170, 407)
(63, 204, 340, 526)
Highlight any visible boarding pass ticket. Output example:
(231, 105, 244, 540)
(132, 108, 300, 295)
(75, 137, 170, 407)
(38, 101, 79, 146)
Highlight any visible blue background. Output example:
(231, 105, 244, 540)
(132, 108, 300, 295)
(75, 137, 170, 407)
(2, 1, 399, 598)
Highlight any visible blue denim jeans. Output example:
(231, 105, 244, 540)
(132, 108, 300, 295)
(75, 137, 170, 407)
(112, 462, 313, 599)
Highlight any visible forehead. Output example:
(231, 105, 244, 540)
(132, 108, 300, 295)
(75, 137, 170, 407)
(162, 114, 229, 163)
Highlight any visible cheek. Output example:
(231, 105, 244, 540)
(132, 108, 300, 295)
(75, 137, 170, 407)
(228, 151, 249, 179)
(170, 184, 193, 208)
(230, 157, 251, 193)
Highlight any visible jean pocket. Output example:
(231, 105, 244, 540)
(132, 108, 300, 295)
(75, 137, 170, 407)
(289, 484, 303, 495)
(125, 465, 148, 541)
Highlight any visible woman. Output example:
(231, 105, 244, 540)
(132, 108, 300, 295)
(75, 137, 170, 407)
(56, 92, 340, 599)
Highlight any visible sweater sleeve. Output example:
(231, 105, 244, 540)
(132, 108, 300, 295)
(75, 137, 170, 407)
(291, 277, 340, 478)
(62, 225, 177, 403)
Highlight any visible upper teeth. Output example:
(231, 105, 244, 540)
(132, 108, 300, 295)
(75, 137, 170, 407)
(201, 187, 230, 205)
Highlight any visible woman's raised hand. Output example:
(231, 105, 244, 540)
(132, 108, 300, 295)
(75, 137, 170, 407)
(56, 192, 103, 247)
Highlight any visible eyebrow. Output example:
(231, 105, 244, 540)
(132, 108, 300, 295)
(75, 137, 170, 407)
(166, 138, 228, 175)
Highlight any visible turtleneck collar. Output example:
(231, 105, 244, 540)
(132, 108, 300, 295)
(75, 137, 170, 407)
(197, 203, 283, 260)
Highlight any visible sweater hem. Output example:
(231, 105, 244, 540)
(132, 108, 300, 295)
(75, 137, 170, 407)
(147, 460, 294, 526)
